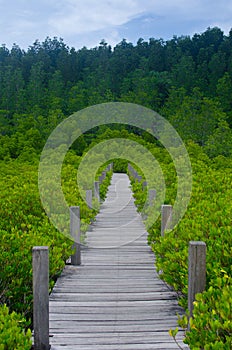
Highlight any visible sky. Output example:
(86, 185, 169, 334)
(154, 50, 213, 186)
(0, 0, 232, 50)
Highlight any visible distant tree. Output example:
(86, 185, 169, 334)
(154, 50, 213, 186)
(204, 120, 232, 157)
(0, 44, 10, 65)
(216, 72, 232, 124)
(160, 87, 187, 119)
(148, 38, 165, 71)
(168, 88, 227, 145)
(27, 62, 46, 109)
(0, 110, 12, 135)
(171, 55, 196, 92)
(208, 52, 227, 94)
(67, 82, 88, 114)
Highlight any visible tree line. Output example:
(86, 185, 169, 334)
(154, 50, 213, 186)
(0, 26, 232, 158)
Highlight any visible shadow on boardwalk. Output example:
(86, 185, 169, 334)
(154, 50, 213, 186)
(49, 173, 189, 350)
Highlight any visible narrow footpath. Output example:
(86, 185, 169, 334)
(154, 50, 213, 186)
(49, 173, 188, 349)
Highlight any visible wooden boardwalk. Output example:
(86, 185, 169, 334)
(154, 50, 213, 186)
(49, 173, 188, 349)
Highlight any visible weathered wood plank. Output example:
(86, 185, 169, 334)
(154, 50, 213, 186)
(50, 333, 187, 345)
(50, 344, 188, 350)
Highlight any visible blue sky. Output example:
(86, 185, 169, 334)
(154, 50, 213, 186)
(0, 0, 232, 50)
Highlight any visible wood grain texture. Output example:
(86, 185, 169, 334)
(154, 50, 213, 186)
(49, 174, 189, 349)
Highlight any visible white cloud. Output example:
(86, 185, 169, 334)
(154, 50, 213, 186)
(48, 0, 143, 35)
(0, 0, 232, 49)
(47, 0, 232, 39)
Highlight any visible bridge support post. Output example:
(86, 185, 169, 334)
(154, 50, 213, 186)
(70, 206, 81, 266)
(33, 246, 49, 350)
(161, 204, 173, 236)
(86, 190, 92, 208)
(188, 241, 206, 325)
(94, 181, 100, 201)
(142, 181, 147, 190)
(149, 189, 156, 206)
(102, 171, 106, 181)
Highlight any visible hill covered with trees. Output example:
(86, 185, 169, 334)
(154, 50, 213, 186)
(0, 26, 232, 158)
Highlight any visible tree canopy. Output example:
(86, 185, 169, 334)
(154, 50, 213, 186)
(0, 27, 232, 158)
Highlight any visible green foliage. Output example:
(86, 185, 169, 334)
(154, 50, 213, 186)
(130, 141, 232, 348)
(0, 154, 111, 333)
(0, 27, 232, 161)
(0, 304, 32, 350)
(99, 167, 113, 200)
(204, 120, 232, 157)
(0, 161, 73, 318)
(166, 88, 227, 146)
(112, 159, 128, 173)
(185, 275, 232, 349)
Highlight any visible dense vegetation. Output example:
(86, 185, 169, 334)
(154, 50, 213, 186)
(0, 26, 231, 348)
(130, 143, 232, 349)
(0, 26, 232, 159)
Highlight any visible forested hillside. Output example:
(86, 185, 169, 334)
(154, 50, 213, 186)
(0, 26, 231, 349)
(0, 26, 232, 158)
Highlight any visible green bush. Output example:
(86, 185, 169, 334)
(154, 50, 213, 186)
(184, 275, 232, 349)
(112, 158, 128, 173)
(0, 155, 112, 321)
(0, 304, 32, 350)
(129, 142, 232, 348)
(0, 156, 113, 337)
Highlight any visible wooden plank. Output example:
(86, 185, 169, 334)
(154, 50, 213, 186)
(50, 344, 189, 350)
(50, 334, 186, 345)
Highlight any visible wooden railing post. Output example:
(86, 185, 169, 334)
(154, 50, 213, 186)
(102, 171, 106, 181)
(161, 204, 173, 236)
(149, 189, 156, 206)
(94, 181, 100, 201)
(86, 189, 92, 208)
(106, 164, 112, 172)
(33, 246, 49, 350)
(70, 206, 81, 266)
(142, 181, 147, 190)
(188, 241, 206, 323)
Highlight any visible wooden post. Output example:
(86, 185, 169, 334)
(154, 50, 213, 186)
(102, 171, 106, 181)
(149, 189, 156, 206)
(161, 204, 173, 236)
(70, 206, 81, 265)
(130, 166, 136, 179)
(106, 164, 112, 172)
(33, 246, 49, 350)
(94, 181, 100, 201)
(142, 181, 147, 190)
(188, 241, 206, 322)
(86, 189, 92, 208)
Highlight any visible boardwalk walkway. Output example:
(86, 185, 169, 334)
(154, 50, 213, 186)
(49, 173, 188, 349)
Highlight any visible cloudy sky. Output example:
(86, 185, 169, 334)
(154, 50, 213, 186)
(0, 0, 232, 50)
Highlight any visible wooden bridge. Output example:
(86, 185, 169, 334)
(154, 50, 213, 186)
(47, 173, 188, 349)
